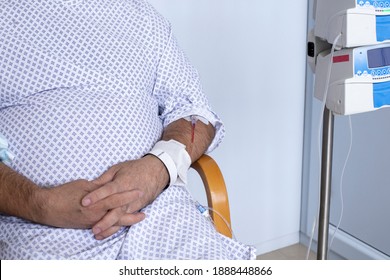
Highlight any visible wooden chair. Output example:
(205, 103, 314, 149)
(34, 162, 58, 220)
(191, 154, 232, 238)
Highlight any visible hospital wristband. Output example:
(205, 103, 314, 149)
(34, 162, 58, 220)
(147, 140, 191, 187)
(147, 148, 178, 187)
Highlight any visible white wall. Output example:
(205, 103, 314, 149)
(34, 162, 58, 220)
(148, 0, 308, 254)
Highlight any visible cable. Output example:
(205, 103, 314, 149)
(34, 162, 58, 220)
(306, 33, 342, 260)
(328, 115, 353, 252)
(195, 201, 237, 240)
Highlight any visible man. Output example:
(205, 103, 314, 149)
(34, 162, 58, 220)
(0, 0, 255, 259)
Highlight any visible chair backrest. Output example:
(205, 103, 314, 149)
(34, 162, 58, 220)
(191, 155, 232, 238)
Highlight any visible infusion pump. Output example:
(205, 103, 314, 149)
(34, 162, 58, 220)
(311, 0, 390, 115)
(315, 0, 390, 48)
(315, 43, 390, 115)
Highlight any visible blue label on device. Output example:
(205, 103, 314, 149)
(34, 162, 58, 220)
(373, 81, 390, 108)
(377, 15, 390, 41)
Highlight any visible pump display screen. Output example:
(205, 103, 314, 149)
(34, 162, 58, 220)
(368, 47, 390, 68)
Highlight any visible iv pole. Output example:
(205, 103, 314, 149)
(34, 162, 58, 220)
(317, 107, 334, 260)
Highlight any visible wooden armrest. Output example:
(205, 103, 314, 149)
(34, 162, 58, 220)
(191, 154, 232, 238)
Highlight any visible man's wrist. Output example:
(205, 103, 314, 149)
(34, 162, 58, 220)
(147, 140, 191, 187)
(144, 154, 170, 190)
(147, 149, 177, 186)
(29, 187, 49, 224)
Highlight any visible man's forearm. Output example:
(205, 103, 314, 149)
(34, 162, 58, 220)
(0, 163, 43, 222)
(161, 118, 215, 163)
(0, 163, 108, 228)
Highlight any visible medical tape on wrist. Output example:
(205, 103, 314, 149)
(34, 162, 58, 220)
(0, 134, 15, 165)
(183, 115, 209, 125)
(148, 140, 191, 187)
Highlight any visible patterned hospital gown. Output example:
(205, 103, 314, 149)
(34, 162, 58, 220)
(0, 0, 256, 259)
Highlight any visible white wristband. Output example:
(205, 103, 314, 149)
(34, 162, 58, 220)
(147, 140, 191, 187)
(0, 134, 15, 165)
(148, 148, 178, 187)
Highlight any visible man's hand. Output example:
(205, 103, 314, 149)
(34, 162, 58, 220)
(0, 163, 114, 230)
(1, 155, 168, 240)
(81, 155, 169, 240)
(37, 179, 111, 229)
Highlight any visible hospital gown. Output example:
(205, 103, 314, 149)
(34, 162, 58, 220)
(0, 0, 256, 259)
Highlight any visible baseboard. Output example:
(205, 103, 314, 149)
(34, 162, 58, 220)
(254, 232, 300, 256)
(300, 226, 390, 260)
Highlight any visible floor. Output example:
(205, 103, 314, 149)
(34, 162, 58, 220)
(257, 243, 316, 260)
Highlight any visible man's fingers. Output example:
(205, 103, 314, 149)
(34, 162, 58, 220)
(94, 225, 121, 240)
(93, 211, 146, 240)
(119, 212, 145, 226)
(82, 180, 123, 206)
(93, 190, 143, 211)
(92, 205, 145, 235)
(91, 169, 115, 186)
(92, 207, 124, 237)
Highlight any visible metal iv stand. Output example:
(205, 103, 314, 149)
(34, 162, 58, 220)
(317, 107, 334, 260)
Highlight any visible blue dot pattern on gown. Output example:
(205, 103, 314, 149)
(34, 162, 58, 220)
(0, 0, 255, 260)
